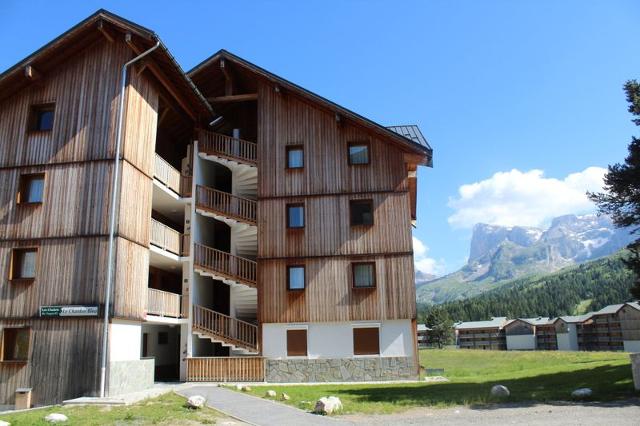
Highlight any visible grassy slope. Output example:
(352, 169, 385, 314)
(237, 349, 636, 415)
(0, 392, 223, 426)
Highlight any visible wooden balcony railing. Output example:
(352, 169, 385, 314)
(150, 218, 183, 255)
(197, 129, 257, 165)
(192, 304, 258, 352)
(195, 185, 256, 225)
(154, 153, 192, 197)
(147, 288, 185, 318)
(187, 357, 264, 382)
(193, 243, 256, 287)
(182, 234, 191, 257)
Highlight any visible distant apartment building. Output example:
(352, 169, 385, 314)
(417, 324, 430, 347)
(502, 317, 556, 351)
(0, 10, 432, 407)
(577, 303, 640, 352)
(454, 317, 508, 350)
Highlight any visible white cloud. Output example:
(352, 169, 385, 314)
(412, 237, 445, 276)
(448, 166, 606, 229)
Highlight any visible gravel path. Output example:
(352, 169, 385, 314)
(342, 400, 640, 425)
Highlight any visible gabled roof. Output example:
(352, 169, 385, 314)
(387, 125, 431, 150)
(0, 9, 213, 119)
(189, 49, 433, 166)
(454, 317, 508, 330)
(520, 317, 553, 326)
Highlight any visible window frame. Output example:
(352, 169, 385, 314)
(286, 203, 305, 229)
(0, 326, 31, 363)
(352, 326, 380, 356)
(9, 247, 38, 283)
(351, 262, 377, 289)
(286, 328, 308, 357)
(286, 264, 306, 291)
(17, 173, 45, 205)
(347, 142, 370, 166)
(28, 103, 55, 132)
(285, 145, 304, 169)
(349, 199, 374, 227)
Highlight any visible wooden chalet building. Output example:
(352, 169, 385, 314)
(454, 317, 508, 350)
(0, 10, 432, 407)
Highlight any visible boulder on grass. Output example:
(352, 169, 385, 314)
(281, 392, 290, 401)
(44, 413, 68, 423)
(265, 390, 277, 398)
(235, 384, 244, 391)
(186, 395, 206, 409)
(0, 420, 11, 426)
(242, 386, 252, 392)
(571, 388, 592, 399)
(314, 396, 343, 415)
(490, 385, 510, 398)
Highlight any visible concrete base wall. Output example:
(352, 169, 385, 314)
(108, 358, 154, 396)
(631, 353, 640, 390)
(265, 357, 417, 383)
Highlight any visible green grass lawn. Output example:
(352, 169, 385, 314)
(0, 392, 224, 425)
(236, 349, 637, 414)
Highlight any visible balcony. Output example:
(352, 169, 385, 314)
(147, 288, 186, 318)
(197, 129, 257, 166)
(193, 242, 256, 288)
(150, 218, 188, 257)
(195, 185, 256, 227)
(192, 304, 258, 353)
(154, 153, 192, 197)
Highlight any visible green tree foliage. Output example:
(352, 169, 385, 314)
(423, 308, 453, 348)
(419, 253, 635, 322)
(588, 80, 640, 298)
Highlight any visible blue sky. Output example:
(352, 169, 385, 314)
(2, 1, 639, 275)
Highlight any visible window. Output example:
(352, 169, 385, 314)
(348, 143, 369, 165)
(353, 327, 380, 355)
(10, 248, 37, 281)
(352, 262, 376, 288)
(286, 329, 307, 356)
(28, 103, 55, 131)
(287, 204, 305, 228)
(286, 145, 304, 169)
(1, 327, 30, 362)
(17, 174, 44, 204)
(158, 332, 168, 345)
(287, 265, 305, 290)
(350, 199, 374, 226)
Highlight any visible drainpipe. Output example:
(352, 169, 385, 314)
(99, 40, 161, 398)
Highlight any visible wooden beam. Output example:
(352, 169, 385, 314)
(207, 93, 258, 103)
(158, 107, 170, 126)
(97, 21, 114, 43)
(124, 33, 196, 121)
(24, 65, 40, 81)
(136, 60, 148, 76)
(220, 58, 233, 96)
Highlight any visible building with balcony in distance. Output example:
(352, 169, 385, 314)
(454, 317, 509, 350)
(0, 9, 432, 408)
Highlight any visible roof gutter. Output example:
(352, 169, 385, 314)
(99, 40, 161, 399)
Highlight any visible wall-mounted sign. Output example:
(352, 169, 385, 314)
(40, 305, 99, 317)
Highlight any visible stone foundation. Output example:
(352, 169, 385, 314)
(108, 358, 154, 396)
(631, 353, 640, 390)
(265, 357, 417, 383)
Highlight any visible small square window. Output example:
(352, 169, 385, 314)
(286, 145, 304, 169)
(352, 262, 376, 288)
(158, 332, 169, 345)
(287, 329, 307, 356)
(17, 174, 44, 204)
(287, 265, 305, 290)
(10, 248, 38, 281)
(287, 204, 305, 228)
(28, 103, 55, 132)
(348, 143, 369, 165)
(1, 327, 30, 362)
(350, 199, 373, 226)
(353, 327, 379, 355)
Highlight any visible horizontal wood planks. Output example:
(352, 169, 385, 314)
(0, 318, 102, 406)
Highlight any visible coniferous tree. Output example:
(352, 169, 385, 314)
(589, 80, 640, 299)
(424, 308, 453, 348)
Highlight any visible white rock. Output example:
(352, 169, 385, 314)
(44, 413, 68, 423)
(314, 396, 343, 414)
(490, 385, 510, 397)
(281, 392, 290, 401)
(235, 384, 244, 391)
(571, 388, 593, 399)
(242, 386, 252, 392)
(186, 395, 206, 409)
(0, 420, 11, 426)
(265, 390, 277, 397)
(424, 376, 450, 383)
